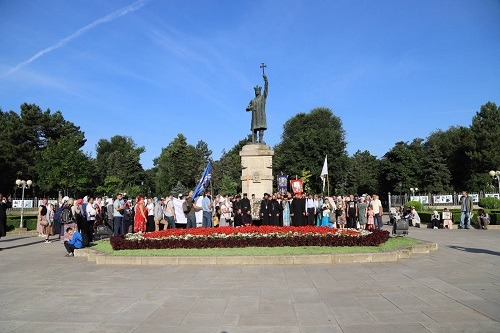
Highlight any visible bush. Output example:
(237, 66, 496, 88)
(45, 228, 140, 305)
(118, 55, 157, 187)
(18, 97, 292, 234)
(6, 214, 38, 231)
(110, 227, 391, 250)
(405, 201, 423, 211)
(478, 197, 500, 210)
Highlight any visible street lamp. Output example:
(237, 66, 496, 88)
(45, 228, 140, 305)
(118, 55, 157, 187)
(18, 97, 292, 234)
(410, 187, 418, 197)
(489, 170, 500, 193)
(15, 179, 32, 228)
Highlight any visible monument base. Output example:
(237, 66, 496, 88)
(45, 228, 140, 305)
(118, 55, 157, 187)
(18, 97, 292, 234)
(240, 143, 274, 199)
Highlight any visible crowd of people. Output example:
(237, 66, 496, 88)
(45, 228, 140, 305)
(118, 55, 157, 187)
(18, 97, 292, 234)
(1, 189, 493, 256)
(29, 191, 387, 244)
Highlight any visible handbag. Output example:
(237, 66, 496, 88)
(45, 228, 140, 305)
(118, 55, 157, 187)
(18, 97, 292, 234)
(39, 219, 49, 227)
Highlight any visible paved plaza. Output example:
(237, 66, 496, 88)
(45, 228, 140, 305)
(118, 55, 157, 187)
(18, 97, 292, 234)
(0, 225, 499, 333)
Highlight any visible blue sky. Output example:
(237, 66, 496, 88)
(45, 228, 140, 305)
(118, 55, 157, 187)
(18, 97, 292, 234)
(1, 0, 499, 169)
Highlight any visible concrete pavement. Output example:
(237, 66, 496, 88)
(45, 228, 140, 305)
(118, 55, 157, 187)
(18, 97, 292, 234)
(0, 226, 499, 333)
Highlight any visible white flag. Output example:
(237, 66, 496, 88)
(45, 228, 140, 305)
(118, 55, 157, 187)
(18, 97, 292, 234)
(321, 156, 328, 191)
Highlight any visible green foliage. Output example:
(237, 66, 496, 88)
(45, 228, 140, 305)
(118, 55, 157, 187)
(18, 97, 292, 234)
(478, 197, 500, 210)
(380, 140, 423, 195)
(154, 134, 208, 195)
(274, 107, 348, 194)
(468, 102, 500, 173)
(6, 214, 39, 231)
(95, 135, 146, 196)
(35, 135, 93, 197)
(212, 137, 249, 195)
(0, 103, 85, 196)
(405, 201, 423, 211)
(301, 169, 313, 194)
(346, 150, 380, 195)
(420, 143, 452, 193)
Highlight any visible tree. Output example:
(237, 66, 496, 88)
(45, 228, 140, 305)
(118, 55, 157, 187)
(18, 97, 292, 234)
(467, 102, 500, 190)
(380, 140, 425, 195)
(0, 103, 85, 196)
(35, 136, 93, 197)
(95, 135, 146, 196)
(420, 144, 452, 193)
(274, 107, 348, 194)
(347, 150, 381, 195)
(211, 137, 250, 195)
(425, 126, 475, 191)
(154, 134, 206, 195)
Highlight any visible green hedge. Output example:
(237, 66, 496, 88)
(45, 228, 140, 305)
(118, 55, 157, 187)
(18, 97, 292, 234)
(478, 197, 500, 210)
(418, 210, 498, 225)
(6, 214, 39, 231)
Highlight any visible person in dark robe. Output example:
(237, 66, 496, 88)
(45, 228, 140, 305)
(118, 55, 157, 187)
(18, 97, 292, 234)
(243, 209, 252, 226)
(260, 193, 271, 225)
(270, 194, 281, 226)
(290, 193, 306, 226)
(233, 195, 242, 215)
(240, 193, 251, 217)
(0, 194, 12, 250)
(276, 193, 284, 226)
(346, 194, 358, 229)
(233, 208, 244, 227)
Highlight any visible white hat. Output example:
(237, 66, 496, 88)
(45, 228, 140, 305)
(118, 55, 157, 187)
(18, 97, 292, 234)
(62, 196, 69, 203)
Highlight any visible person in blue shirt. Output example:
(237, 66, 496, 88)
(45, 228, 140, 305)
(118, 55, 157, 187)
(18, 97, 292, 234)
(64, 227, 83, 257)
(201, 191, 213, 228)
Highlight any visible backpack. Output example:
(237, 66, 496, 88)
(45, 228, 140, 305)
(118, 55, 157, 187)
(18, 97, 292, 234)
(60, 207, 74, 224)
(182, 199, 191, 214)
(54, 205, 64, 224)
(40, 205, 47, 216)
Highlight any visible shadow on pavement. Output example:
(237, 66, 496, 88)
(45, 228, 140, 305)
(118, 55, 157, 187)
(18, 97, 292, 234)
(1, 236, 37, 243)
(448, 245, 500, 256)
(0, 239, 47, 250)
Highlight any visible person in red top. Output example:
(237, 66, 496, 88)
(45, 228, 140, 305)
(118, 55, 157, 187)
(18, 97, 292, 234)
(134, 196, 147, 233)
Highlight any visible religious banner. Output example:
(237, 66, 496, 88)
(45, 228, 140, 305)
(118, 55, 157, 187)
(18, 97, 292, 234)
(290, 179, 303, 195)
(277, 174, 288, 195)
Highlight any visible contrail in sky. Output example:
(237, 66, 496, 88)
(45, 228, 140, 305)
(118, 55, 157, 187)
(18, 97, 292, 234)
(0, 0, 148, 79)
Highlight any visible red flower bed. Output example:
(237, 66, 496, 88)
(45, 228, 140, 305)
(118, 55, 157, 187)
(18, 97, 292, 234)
(109, 226, 390, 250)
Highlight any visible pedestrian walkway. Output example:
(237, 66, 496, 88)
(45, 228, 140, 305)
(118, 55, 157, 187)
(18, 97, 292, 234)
(0, 226, 499, 333)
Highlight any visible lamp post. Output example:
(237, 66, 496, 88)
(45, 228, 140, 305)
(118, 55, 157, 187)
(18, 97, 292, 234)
(490, 170, 500, 193)
(15, 179, 33, 228)
(410, 187, 418, 198)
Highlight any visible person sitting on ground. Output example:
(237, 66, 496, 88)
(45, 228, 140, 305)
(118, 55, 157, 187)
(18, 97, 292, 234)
(233, 208, 244, 227)
(243, 209, 252, 226)
(410, 206, 421, 228)
(63, 227, 83, 257)
(477, 209, 490, 230)
(442, 208, 453, 229)
(431, 210, 440, 229)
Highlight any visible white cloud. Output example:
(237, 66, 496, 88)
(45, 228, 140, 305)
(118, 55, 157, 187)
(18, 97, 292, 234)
(0, 0, 148, 79)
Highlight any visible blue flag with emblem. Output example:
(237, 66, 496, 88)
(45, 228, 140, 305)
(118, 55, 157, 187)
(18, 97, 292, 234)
(192, 162, 212, 200)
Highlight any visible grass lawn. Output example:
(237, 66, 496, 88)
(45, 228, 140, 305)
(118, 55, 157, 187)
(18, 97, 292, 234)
(91, 236, 421, 257)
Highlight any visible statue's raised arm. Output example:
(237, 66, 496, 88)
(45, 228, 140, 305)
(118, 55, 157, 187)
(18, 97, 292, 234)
(263, 74, 268, 99)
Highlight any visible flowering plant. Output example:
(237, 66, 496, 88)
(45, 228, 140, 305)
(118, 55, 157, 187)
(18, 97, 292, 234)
(110, 226, 390, 250)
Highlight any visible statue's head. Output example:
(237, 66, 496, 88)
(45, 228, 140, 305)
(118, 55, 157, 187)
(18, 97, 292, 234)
(254, 85, 262, 96)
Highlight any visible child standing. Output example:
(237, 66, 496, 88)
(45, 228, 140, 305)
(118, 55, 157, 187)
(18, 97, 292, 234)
(367, 206, 375, 231)
(336, 199, 346, 229)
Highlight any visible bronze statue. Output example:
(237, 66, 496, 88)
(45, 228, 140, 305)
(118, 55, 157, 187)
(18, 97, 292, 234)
(246, 63, 268, 144)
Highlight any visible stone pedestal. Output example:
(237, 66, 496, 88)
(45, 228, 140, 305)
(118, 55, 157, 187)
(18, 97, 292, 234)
(240, 144, 274, 199)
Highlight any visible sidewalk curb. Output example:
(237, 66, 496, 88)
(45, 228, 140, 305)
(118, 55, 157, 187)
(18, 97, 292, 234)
(75, 242, 438, 265)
